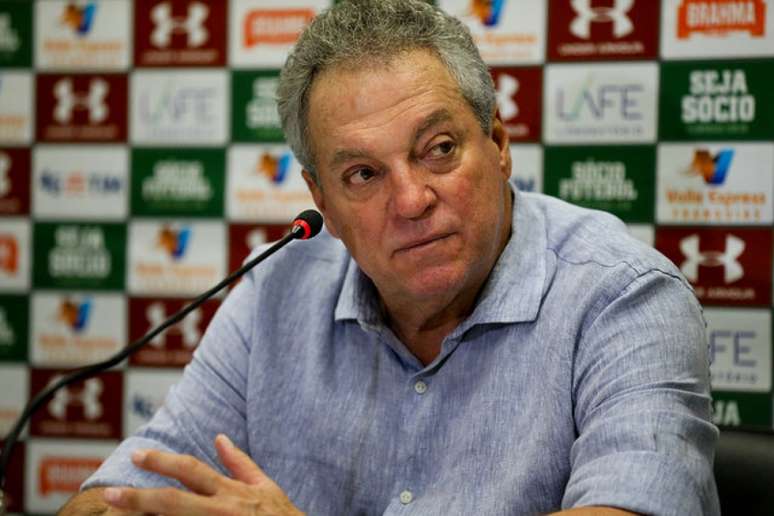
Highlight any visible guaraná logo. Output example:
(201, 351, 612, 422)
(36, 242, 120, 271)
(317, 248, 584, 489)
(686, 148, 734, 185)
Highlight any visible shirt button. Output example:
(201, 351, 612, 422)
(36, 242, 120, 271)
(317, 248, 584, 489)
(399, 490, 414, 504)
(414, 380, 428, 395)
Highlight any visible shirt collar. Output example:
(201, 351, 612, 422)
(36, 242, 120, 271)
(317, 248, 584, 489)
(334, 186, 548, 327)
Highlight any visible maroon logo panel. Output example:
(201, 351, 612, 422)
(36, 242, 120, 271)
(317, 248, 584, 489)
(0, 440, 24, 512)
(29, 369, 123, 439)
(36, 74, 128, 143)
(547, 0, 660, 61)
(134, 0, 227, 67)
(655, 227, 772, 307)
(128, 297, 219, 367)
(228, 223, 291, 274)
(0, 148, 31, 215)
(490, 67, 542, 143)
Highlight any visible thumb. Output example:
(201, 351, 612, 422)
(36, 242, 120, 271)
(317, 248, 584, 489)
(215, 433, 266, 485)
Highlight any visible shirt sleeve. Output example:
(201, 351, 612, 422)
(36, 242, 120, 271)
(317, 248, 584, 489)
(81, 271, 258, 491)
(562, 269, 720, 515)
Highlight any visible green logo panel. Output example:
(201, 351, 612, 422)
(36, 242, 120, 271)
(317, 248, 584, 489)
(231, 70, 284, 143)
(660, 59, 774, 141)
(131, 148, 225, 217)
(0, 295, 27, 362)
(711, 391, 772, 428)
(0, 0, 32, 67)
(33, 223, 126, 290)
(544, 146, 655, 223)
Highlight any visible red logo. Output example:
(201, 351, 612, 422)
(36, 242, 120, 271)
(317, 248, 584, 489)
(677, 0, 766, 38)
(655, 227, 772, 306)
(243, 9, 314, 47)
(39, 457, 103, 496)
(0, 235, 18, 274)
(36, 74, 128, 142)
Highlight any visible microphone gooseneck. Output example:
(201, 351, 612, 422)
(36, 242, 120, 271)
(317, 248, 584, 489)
(0, 210, 323, 498)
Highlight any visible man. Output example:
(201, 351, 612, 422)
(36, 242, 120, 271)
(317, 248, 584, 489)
(61, 1, 719, 514)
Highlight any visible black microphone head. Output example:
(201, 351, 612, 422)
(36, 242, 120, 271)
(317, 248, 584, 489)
(291, 209, 324, 240)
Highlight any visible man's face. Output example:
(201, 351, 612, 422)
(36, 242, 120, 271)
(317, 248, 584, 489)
(304, 50, 512, 309)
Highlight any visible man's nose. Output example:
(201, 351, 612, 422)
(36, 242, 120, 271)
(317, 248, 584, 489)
(390, 165, 437, 220)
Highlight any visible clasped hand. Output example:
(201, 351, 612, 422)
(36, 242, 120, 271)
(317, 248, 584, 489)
(103, 434, 304, 516)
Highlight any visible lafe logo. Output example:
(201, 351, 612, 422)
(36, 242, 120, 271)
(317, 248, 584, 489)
(243, 9, 314, 47)
(569, 0, 634, 39)
(470, 0, 506, 26)
(157, 225, 191, 260)
(0, 151, 10, 196)
(48, 376, 103, 420)
(686, 148, 734, 185)
(680, 234, 744, 283)
(557, 75, 644, 121)
(677, 0, 766, 39)
(257, 152, 291, 184)
(151, 1, 209, 48)
(57, 297, 91, 333)
(53, 78, 109, 125)
(495, 73, 519, 119)
(0, 234, 18, 274)
(60, 2, 97, 36)
(0, 13, 20, 52)
(146, 301, 201, 348)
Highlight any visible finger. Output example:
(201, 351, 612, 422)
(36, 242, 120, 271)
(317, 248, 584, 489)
(104, 485, 218, 516)
(215, 433, 267, 485)
(131, 449, 221, 495)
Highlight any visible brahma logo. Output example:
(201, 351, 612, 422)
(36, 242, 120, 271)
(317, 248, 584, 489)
(157, 225, 191, 260)
(53, 78, 109, 125)
(243, 9, 314, 47)
(686, 148, 734, 185)
(39, 457, 102, 496)
(677, 0, 766, 38)
(680, 233, 745, 283)
(470, 0, 506, 26)
(57, 297, 91, 333)
(151, 1, 209, 48)
(257, 152, 291, 184)
(146, 302, 201, 348)
(569, 0, 635, 39)
(48, 376, 103, 420)
(0, 234, 18, 274)
(60, 2, 97, 36)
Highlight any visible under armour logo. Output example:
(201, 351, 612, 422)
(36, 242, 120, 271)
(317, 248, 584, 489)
(0, 152, 10, 196)
(48, 377, 103, 420)
(570, 0, 634, 39)
(680, 234, 745, 284)
(146, 302, 201, 348)
(495, 74, 519, 120)
(151, 1, 209, 48)
(53, 78, 109, 124)
(247, 228, 268, 250)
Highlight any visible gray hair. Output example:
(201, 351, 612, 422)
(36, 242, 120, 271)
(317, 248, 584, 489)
(276, 0, 496, 184)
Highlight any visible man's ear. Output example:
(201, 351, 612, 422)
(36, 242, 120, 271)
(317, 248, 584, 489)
(491, 110, 512, 181)
(302, 170, 340, 239)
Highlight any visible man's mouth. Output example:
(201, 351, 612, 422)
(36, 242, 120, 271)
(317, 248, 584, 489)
(394, 233, 453, 255)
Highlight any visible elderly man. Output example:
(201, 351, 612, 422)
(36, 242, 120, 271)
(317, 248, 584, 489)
(61, 1, 719, 514)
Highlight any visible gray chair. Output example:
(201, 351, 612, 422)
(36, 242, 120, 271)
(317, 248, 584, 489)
(714, 426, 774, 515)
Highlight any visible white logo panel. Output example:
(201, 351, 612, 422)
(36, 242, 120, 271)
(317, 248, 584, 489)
(124, 369, 182, 436)
(131, 70, 228, 145)
(544, 62, 658, 144)
(0, 71, 33, 144)
(509, 144, 543, 193)
(33, 145, 128, 220)
(0, 364, 28, 438)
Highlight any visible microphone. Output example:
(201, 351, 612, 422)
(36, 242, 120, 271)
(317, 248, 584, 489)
(0, 210, 324, 502)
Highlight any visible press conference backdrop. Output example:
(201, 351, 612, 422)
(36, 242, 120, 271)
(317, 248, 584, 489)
(0, 0, 772, 512)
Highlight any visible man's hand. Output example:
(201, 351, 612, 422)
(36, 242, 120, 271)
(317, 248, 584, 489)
(102, 434, 304, 516)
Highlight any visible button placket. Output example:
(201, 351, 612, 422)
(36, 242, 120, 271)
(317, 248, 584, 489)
(413, 380, 428, 395)
(399, 489, 414, 504)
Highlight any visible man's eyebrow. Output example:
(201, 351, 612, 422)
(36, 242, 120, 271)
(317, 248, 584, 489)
(329, 148, 371, 170)
(411, 109, 454, 149)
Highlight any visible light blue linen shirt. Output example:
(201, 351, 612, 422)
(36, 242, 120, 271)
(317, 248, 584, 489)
(84, 190, 719, 515)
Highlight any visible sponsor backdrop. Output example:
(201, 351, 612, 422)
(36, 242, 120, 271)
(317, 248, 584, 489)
(0, 0, 772, 512)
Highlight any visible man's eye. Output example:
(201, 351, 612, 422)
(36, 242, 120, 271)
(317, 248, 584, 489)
(428, 141, 455, 158)
(348, 167, 376, 185)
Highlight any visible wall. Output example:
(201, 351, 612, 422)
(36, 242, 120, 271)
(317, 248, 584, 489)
(0, 0, 772, 513)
